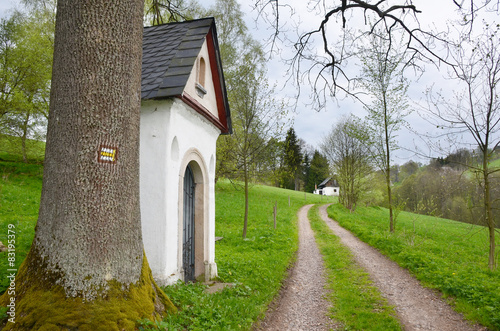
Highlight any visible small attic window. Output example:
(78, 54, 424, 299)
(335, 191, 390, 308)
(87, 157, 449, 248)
(196, 57, 207, 98)
(199, 57, 206, 86)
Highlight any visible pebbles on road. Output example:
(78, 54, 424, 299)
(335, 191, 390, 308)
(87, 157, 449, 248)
(318, 204, 486, 331)
(256, 205, 336, 331)
(255, 204, 486, 331)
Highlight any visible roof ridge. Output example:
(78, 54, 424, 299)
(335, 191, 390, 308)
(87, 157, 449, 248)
(143, 17, 215, 30)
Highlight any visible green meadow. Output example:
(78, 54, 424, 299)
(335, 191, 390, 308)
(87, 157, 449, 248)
(1, 150, 499, 329)
(328, 203, 500, 330)
(0, 160, 42, 292)
(0, 155, 332, 329)
(147, 181, 329, 330)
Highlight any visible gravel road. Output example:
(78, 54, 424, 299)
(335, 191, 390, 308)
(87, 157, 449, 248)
(318, 204, 486, 331)
(256, 204, 336, 330)
(255, 204, 487, 331)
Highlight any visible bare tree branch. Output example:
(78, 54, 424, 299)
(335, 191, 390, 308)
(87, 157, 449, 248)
(254, 0, 499, 108)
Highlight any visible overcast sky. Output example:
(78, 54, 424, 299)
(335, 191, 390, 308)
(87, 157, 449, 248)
(201, 0, 500, 165)
(2, 1, 498, 165)
(0, 0, 19, 18)
(230, 1, 467, 164)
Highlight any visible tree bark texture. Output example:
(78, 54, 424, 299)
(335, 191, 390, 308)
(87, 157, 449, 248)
(37, 0, 145, 298)
(0, 0, 175, 329)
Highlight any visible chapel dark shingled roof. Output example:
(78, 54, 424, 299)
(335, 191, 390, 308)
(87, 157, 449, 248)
(141, 17, 231, 134)
(141, 18, 213, 99)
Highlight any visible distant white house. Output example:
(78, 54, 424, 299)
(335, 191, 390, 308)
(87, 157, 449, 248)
(313, 177, 340, 196)
(139, 18, 231, 285)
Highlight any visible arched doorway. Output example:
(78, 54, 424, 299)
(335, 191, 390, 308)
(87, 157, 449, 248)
(182, 165, 196, 282)
(179, 151, 210, 283)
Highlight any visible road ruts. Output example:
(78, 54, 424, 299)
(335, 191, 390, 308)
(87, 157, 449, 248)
(318, 204, 486, 331)
(256, 204, 336, 331)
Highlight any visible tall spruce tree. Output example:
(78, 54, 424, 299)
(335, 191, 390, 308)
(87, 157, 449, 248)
(305, 150, 330, 193)
(283, 127, 302, 190)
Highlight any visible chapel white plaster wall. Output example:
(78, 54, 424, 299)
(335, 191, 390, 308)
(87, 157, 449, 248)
(172, 99, 219, 281)
(140, 98, 220, 285)
(140, 99, 172, 282)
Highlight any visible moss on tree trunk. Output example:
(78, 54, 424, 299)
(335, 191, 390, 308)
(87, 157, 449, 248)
(0, 252, 176, 330)
(0, 0, 177, 328)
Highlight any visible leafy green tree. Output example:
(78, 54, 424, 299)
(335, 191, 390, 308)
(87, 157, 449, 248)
(206, 0, 247, 71)
(208, 0, 288, 238)
(258, 136, 286, 187)
(358, 27, 410, 232)
(211, 0, 256, 183)
(321, 115, 372, 211)
(444, 148, 473, 171)
(0, 11, 52, 161)
(393, 165, 475, 224)
(143, 0, 202, 24)
(209, 0, 249, 183)
(227, 59, 287, 238)
(399, 160, 420, 183)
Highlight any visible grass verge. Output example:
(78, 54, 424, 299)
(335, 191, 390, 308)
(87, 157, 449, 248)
(328, 203, 500, 330)
(0, 160, 42, 292)
(308, 205, 402, 331)
(140, 181, 329, 330)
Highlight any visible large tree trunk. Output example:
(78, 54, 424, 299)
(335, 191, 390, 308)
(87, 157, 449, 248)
(0, 1, 175, 329)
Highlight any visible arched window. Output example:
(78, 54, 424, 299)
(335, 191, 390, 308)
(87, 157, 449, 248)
(198, 57, 206, 87)
(196, 57, 207, 98)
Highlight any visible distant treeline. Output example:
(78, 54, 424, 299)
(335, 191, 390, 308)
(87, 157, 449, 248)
(389, 148, 500, 228)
